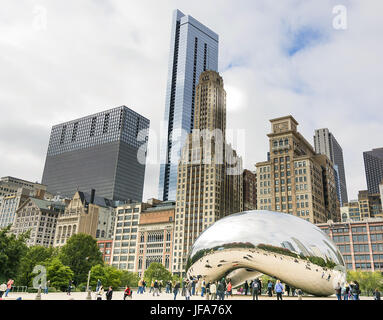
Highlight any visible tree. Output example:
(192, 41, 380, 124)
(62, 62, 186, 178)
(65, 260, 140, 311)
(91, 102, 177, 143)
(89, 264, 124, 289)
(0, 226, 30, 282)
(17, 246, 57, 286)
(45, 258, 74, 292)
(59, 233, 103, 285)
(120, 270, 140, 288)
(348, 270, 383, 296)
(144, 262, 172, 283)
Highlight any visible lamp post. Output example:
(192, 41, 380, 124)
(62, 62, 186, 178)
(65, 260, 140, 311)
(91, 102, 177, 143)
(85, 257, 91, 300)
(86, 270, 91, 300)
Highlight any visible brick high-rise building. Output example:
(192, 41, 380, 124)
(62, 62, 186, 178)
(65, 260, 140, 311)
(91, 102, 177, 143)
(243, 169, 257, 211)
(317, 219, 383, 272)
(363, 148, 383, 194)
(256, 116, 340, 224)
(173, 70, 243, 275)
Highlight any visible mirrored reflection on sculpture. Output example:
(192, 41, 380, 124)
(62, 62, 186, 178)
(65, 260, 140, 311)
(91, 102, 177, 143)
(186, 210, 347, 296)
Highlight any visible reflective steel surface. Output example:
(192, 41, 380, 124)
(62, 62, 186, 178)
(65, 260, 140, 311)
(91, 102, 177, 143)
(186, 210, 347, 296)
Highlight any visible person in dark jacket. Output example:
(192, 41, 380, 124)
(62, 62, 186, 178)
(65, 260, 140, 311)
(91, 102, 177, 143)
(267, 280, 273, 297)
(106, 286, 113, 300)
(373, 288, 381, 300)
(174, 282, 180, 300)
(67, 280, 72, 295)
(350, 281, 360, 300)
(217, 280, 225, 300)
(244, 281, 249, 295)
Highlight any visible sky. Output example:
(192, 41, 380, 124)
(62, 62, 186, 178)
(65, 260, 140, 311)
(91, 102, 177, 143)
(0, 0, 382, 202)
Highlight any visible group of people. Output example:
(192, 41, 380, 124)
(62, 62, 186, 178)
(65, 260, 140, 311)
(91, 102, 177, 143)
(334, 281, 381, 300)
(174, 277, 233, 301)
(239, 279, 304, 300)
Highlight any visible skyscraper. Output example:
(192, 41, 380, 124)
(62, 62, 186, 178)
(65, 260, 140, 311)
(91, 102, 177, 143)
(314, 128, 348, 206)
(256, 116, 340, 224)
(41, 106, 150, 202)
(363, 148, 383, 194)
(158, 9, 219, 201)
(173, 71, 243, 274)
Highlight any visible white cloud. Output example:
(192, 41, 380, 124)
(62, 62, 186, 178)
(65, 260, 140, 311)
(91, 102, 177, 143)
(0, 0, 382, 202)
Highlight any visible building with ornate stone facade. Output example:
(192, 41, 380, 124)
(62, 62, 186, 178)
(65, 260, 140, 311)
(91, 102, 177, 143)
(136, 201, 175, 277)
(173, 71, 243, 275)
(53, 190, 116, 247)
(256, 116, 340, 224)
(11, 197, 65, 247)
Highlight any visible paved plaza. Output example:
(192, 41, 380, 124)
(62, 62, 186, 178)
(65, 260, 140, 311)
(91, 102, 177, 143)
(0, 290, 373, 301)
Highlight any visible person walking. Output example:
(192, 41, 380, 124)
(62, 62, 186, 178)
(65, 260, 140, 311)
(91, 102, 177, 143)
(275, 280, 284, 301)
(217, 279, 225, 300)
(0, 282, 7, 298)
(124, 286, 132, 300)
(45, 280, 50, 294)
(252, 279, 259, 300)
(350, 281, 360, 300)
(191, 278, 196, 296)
(67, 280, 72, 296)
(244, 280, 249, 296)
(5, 279, 14, 297)
(335, 282, 342, 300)
(96, 285, 104, 300)
(106, 286, 113, 300)
(165, 281, 170, 294)
(173, 282, 180, 300)
(142, 280, 146, 293)
(149, 280, 154, 293)
(185, 280, 191, 300)
(96, 279, 101, 292)
(195, 278, 201, 296)
(159, 280, 163, 294)
(201, 279, 206, 297)
(373, 288, 381, 300)
(341, 283, 349, 300)
(153, 280, 160, 297)
(205, 281, 211, 300)
(137, 279, 143, 294)
(210, 282, 217, 300)
(291, 287, 296, 297)
(267, 280, 273, 297)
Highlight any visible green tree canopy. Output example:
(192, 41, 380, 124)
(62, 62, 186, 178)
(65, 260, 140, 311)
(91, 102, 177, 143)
(89, 264, 124, 289)
(16, 246, 57, 286)
(0, 226, 30, 282)
(45, 258, 74, 292)
(143, 262, 172, 284)
(347, 270, 383, 296)
(120, 270, 140, 288)
(59, 233, 103, 285)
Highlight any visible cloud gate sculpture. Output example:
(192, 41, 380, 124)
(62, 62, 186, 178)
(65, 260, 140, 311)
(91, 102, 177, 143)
(186, 210, 346, 296)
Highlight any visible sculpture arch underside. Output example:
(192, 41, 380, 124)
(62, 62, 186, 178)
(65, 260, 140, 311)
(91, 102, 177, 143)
(186, 210, 347, 297)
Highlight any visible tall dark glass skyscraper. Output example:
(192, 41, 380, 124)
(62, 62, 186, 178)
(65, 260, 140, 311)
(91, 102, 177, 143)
(42, 106, 150, 201)
(158, 9, 219, 201)
(363, 148, 383, 194)
(314, 128, 348, 206)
